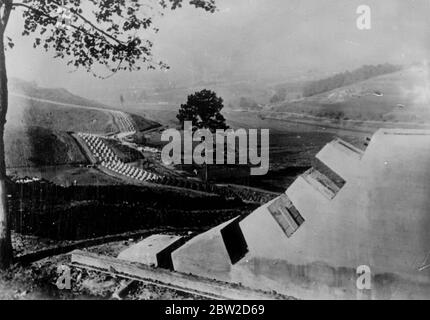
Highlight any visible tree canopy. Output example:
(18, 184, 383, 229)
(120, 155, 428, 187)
(5, 0, 216, 78)
(177, 89, 228, 132)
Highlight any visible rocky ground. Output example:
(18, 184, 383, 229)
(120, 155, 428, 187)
(1, 234, 204, 300)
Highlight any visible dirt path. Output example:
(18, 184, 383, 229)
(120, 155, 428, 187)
(9, 92, 131, 134)
(9, 92, 112, 113)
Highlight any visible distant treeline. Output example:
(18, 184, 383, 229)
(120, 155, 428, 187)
(303, 63, 402, 97)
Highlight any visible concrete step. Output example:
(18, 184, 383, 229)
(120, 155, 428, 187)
(316, 138, 363, 180)
(267, 194, 304, 238)
(301, 168, 340, 200)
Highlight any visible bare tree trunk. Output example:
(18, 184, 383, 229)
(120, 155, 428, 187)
(0, 19, 13, 269)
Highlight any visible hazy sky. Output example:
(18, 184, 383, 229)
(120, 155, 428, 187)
(5, 0, 430, 102)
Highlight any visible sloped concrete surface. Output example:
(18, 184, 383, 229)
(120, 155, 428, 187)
(172, 218, 239, 282)
(118, 234, 183, 268)
(171, 129, 430, 299)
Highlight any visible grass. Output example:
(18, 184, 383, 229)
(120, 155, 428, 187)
(5, 126, 87, 169)
(9, 78, 109, 110)
(8, 95, 115, 134)
(102, 138, 143, 163)
(129, 113, 160, 132)
(8, 78, 159, 135)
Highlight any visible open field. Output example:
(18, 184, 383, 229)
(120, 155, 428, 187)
(132, 105, 368, 192)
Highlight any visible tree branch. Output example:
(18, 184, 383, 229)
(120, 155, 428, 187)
(47, 0, 126, 46)
(11, 2, 126, 47)
(11, 2, 55, 22)
(101, 57, 125, 80)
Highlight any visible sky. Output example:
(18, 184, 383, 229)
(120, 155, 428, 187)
(5, 0, 430, 103)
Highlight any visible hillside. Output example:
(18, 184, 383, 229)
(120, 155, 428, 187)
(7, 95, 116, 134)
(7, 79, 159, 133)
(122, 80, 274, 112)
(302, 64, 402, 97)
(4, 79, 159, 172)
(268, 64, 430, 123)
(9, 78, 109, 110)
(5, 126, 87, 169)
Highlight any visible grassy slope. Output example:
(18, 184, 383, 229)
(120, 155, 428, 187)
(128, 112, 160, 132)
(269, 65, 430, 122)
(5, 126, 87, 168)
(5, 79, 160, 171)
(102, 138, 143, 163)
(5, 88, 113, 170)
(8, 78, 160, 133)
(7, 95, 116, 134)
(9, 78, 109, 110)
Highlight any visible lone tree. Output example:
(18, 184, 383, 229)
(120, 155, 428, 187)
(177, 89, 228, 132)
(0, 0, 216, 269)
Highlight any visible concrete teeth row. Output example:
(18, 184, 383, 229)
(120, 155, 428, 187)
(77, 132, 159, 182)
(112, 111, 136, 133)
(301, 138, 363, 200)
(171, 139, 365, 268)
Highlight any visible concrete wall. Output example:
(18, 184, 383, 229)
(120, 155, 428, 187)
(171, 129, 430, 299)
(172, 218, 238, 282)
